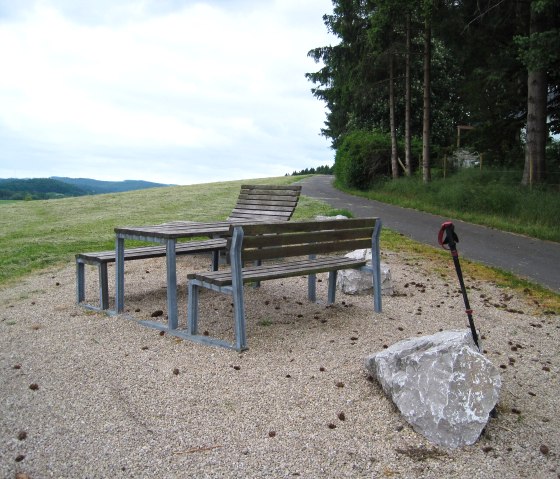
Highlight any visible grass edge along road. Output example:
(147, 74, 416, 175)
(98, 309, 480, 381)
(1, 175, 558, 313)
(334, 168, 560, 243)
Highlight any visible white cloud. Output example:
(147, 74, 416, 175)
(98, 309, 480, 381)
(0, 0, 335, 184)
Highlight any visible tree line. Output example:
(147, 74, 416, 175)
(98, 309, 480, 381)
(289, 165, 334, 176)
(306, 0, 559, 188)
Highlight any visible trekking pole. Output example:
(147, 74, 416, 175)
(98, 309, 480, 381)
(438, 221, 481, 351)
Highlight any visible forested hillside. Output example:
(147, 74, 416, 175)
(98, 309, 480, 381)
(0, 178, 87, 200)
(0, 177, 170, 200)
(52, 177, 170, 194)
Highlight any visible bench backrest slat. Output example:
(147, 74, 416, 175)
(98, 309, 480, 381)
(228, 218, 379, 262)
(227, 184, 301, 221)
(237, 217, 375, 235)
(241, 238, 374, 262)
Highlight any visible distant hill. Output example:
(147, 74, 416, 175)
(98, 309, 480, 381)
(0, 177, 172, 200)
(0, 178, 87, 200)
(52, 177, 171, 195)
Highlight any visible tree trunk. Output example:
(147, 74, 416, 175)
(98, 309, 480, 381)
(405, 13, 412, 176)
(389, 53, 399, 179)
(522, 3, 548, 186)
(422, 12, 432, 183)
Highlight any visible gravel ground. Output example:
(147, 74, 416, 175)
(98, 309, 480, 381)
(1, 251, 558, 478)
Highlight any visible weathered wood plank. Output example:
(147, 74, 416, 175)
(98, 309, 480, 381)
(235, 218, 377, 236)
(240, 239, 373, 262)
(188, 256, 367, 286)
(241, 227, 374, 248)
(76, 238, 226, 264)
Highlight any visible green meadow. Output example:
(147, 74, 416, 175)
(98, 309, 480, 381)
(0, 176, 337, 285)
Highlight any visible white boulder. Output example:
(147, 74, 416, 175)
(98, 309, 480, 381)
(337, 249, 393, 295)
(365, 330, 501, 449)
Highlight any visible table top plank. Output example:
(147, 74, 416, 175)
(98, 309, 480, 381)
(114, 219, 274, 239)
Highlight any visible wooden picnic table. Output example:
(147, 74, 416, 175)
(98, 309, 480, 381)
(115, 220, 233, 330)
(112, 184, 302, 332)
(114, 219, 272, 330)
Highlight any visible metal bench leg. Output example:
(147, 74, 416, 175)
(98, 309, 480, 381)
(372, 220, 382, 313)
(187, 280, 199, 335)
(211, 250, 219, 271)
(116, 236, 125, 313)
(99, 263, 109, 310)
(308, 273, 316, 302)
(231, 227, 247, 351)
(327, 270, 337, 304)
(76, 261, 85, 304)
(232, 285, 247, 351)
(166, 238, 178, 330)
(308, 254, 316, 302)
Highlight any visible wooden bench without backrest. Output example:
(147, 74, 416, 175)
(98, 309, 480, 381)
(185, 217, 382, 351)
(76, 184, 302, 311)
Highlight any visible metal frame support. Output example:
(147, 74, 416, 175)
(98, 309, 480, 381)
(372, 219, 382, 313)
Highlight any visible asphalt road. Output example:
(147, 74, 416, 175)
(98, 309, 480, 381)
(299, 175, 560, 293)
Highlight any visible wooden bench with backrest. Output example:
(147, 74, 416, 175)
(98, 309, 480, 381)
(76, 184, 302, 310)
(184, 217, 382, 351)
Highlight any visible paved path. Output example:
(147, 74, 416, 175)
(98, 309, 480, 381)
(299, 175, 560, 293)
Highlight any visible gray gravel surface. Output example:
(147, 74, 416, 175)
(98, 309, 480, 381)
(1, 253, 559, 478)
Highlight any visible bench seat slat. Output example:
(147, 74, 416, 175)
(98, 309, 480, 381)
(188, 256, 367, 287)
(76, 238, 227, 264)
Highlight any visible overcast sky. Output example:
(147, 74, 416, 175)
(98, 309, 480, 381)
(0, 0, 336, 185)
